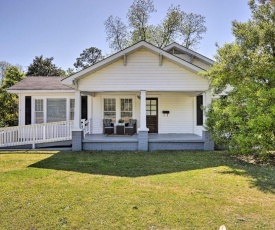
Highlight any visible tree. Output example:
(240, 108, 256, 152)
(65, 67, 76, 77)
(26, 55, 65, 76)
(179, 13, 207, 49)
(73, 47, 103, 71)
(203, 0, 275, 155)
(104, 16, 129, 52)
(0, 61, 11, 84)
(127, 0, 156, 43)
(148, 5, 183, 48)
(0, 66, 25, 127)
(105, 0, 207, 51)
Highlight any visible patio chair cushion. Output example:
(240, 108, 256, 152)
(103, 119, 114, 134)
(125, 119, 137, 135)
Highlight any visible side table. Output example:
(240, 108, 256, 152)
(116, 124, 125, 135)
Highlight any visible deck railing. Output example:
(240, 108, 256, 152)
(0, 120, 74, 149)
(81, 118, 92, 138)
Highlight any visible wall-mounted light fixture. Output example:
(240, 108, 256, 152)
(162, 110, 170, 116)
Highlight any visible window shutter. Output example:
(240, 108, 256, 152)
(81, 96, 88, 120)
(196, 95, 203, 126)
(25, 96, 32, 125)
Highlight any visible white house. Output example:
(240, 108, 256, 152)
(7, 41, 215, 151)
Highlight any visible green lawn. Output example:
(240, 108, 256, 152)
(0, 151, 274, 230)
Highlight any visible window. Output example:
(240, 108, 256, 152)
(70, 99, 75, 120)
(121, 98, 132, 122)
(196, 95, 203, 126)
(104, 98, 116, 121)
(35, 99, 44, 124)
(47, 99, 66, 122)
(146, 99, 157, 115)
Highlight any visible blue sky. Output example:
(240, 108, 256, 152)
(0, 0, 251, 71)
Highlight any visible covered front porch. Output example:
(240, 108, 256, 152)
(71, 89, 213, 151)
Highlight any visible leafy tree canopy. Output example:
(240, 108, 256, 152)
(203, 0, 275, 155)
(0, 61, 12, 84)
(105, 0, 206, 52)
(26, 55, 65, 76)
(0, 66, 25, 127)
(73, 47, 103, 71)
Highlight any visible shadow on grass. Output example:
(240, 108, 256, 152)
(28, 150, 275, 194)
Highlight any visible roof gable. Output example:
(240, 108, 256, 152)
(62, 41, 207, 87)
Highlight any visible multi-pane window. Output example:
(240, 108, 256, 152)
(121, 99, 132, 122)
(47, 99, 66, 122)
(146, 99, 157, 115)
(104, 98, 116, 121)
(35, 99, 44, 124)
(70, 99, 75, 120)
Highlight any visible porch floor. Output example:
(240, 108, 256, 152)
(84, 133, 202, 142)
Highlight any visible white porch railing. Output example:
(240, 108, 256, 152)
(0, 120, 74, 149)
(81, 118, 92, 137)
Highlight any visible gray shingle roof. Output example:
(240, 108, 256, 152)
(9, 76, 73, 91)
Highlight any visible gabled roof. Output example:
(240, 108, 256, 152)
(62, 41, 208, 87)
(8, 76, 74, 92)
(163, 42, 215, 65)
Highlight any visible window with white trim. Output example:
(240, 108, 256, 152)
(70, 99, 75, 120)
(47, 98, 66, 122)
(35, 99, 44, 124)
(104, 98, 116, 121)
(121, 98, 133, 122)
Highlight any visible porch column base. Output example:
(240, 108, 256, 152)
(138, 130, 149, 151)
(203, 130, 214, 150)
(72, 130, 83, 151)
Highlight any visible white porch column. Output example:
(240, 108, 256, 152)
(138, 90, 149, 151)
(73, 90, 82, 130)
(138, 90, 149, 132)
(72, 90, 83, 151)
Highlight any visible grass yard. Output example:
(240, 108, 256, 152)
(0, 151, 274, 230)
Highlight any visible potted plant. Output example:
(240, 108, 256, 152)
(118, 119, 124, 124)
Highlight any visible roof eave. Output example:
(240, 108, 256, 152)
(163, 42, 215, 65)
(8, 89, 75, 94)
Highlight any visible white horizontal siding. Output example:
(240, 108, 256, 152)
(78, 49, 209, 92)
(158, 92, 194, 134)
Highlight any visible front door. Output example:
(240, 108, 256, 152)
(146, 98, 158, 133)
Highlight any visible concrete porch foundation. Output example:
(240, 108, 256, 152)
(81, 133, 213, 151)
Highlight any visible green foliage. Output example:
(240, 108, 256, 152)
(203, 0, 275, 155)
(127, 0, 156, 43)
(104, 16, 129, 51)
(73, 47, 103, 71)
(0, 66, 25, 127)
(0, 61, 12, 84)
(26, 55, 65, 76)
(105, 0, 206, 51)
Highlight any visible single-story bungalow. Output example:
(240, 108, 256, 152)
(7, 41, 215, 151)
